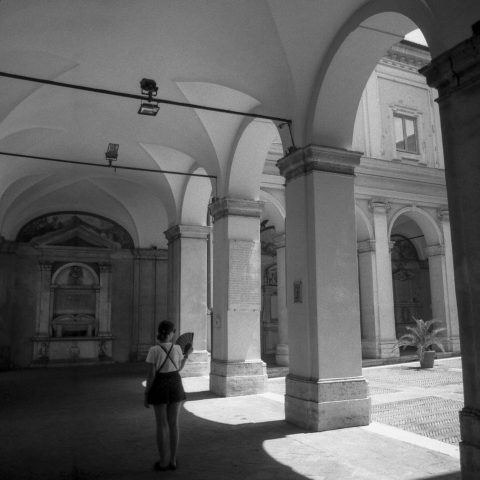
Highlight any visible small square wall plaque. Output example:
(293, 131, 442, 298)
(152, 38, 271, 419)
(293, 280, 303, 303)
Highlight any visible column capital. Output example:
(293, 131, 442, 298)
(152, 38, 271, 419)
(208, 197, 263, 222)
(357, 239, 376, 254)
(273, 232, 286, 249)
(421, 31, 480, 101)
(277, 144, 361, 182)
(437, 206, 450, 222)
(369, 199, 391, 213)
(426, 244, 445, 257)
(164, 224, 211, 243)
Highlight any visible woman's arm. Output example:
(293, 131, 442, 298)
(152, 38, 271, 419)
(178, 346, 193, 372)
(144, 363, 156, 408)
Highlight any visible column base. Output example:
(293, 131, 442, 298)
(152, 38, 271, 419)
(362, 339, 399, 359)
(209, 359, 267, 396)
(285, 374, 370, 431)
(181, 350, 210, 377)
(275, 344, 289, 366)
(460, 407, 480, 479)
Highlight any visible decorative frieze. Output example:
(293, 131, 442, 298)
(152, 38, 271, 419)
(277, 144, 361, 183)
(208, 197, 263, 221)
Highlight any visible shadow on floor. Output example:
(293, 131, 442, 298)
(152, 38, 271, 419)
(0, 364, 308, 480)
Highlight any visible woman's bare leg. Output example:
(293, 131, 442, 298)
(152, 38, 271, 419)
(167, 401, 183, 466)
(153, 404, 170, 467)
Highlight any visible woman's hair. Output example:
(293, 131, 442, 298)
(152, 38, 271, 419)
(157, 320, 175, 341)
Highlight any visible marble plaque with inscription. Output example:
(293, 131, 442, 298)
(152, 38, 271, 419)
(228, 240, 261, 311)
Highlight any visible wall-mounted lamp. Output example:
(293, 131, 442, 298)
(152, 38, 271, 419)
(105, 143, 119, 167)
(138, 78, 160, 116)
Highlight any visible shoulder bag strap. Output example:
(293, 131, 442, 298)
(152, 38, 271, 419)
(157, 343, 175, 372)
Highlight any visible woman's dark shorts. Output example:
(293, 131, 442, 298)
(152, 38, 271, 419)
(147, 371, 186, 405)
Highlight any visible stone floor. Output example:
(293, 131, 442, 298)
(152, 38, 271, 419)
(0, 357, 463, 480)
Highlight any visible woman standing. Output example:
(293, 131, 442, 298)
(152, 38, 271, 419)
(144, 320, 192, 471)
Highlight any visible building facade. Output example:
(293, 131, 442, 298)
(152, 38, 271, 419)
(259, 40, 459, 365)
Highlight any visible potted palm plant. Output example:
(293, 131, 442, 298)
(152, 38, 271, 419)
(395, 317, 446, 368)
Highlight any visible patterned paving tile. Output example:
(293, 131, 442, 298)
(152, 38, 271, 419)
(368, 386, 400, 395)
(364, 366, 462, 388)
(372, 396, 463, 444)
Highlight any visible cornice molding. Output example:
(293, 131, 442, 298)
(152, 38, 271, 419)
(208, 197, 264, 221)
(277, 145, 361, 182)
(357, 239, 376, 254)
(421, 33, 480, 100)
(164, 224, 211, 243)
(381, 41, 431, 73)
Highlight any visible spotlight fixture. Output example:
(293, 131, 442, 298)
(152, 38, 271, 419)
(138, 78, 160, 116)
(105, 143, 119, 167)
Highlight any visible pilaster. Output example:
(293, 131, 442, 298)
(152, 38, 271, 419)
(208, 198, 267, 396)
(273, 232, 288, 367)
(278, 144, 370, 431)
(436, 208, 460, 352)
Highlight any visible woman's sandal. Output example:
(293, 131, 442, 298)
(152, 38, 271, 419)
(153, 461, 169, 471)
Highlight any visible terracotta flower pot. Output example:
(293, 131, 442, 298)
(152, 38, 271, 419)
(420, 350, 436, 368)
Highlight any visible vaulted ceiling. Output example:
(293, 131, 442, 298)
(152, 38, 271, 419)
(0, 0, 478, 247)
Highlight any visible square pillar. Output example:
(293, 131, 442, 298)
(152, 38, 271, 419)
(278, 145, 370, 431)
(165, 225, 211, 376)
(208, 198, 267, 396)
(422, 29, 480, 479)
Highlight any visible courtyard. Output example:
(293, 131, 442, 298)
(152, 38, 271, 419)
(0, 357, 462, 480)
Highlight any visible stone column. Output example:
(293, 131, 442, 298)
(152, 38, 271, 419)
(273, 233, 289, 366)
(278, 145, 369, 431)
(165, 224, 210, 376)
(421, 28, 480, 479)
(437, 208, 460, 351)
(208, 198, 267, 396)
(359, 201, 398, 358)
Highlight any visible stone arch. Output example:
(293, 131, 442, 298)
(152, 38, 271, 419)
(307, 0, 437, 149)
(388, 206, 442, 247)
(388, 206, 445, 341)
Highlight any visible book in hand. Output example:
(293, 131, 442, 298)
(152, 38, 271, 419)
(176, 332, 194, 354)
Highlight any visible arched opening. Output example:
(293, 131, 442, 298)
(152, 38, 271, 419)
(390, 229, 431, 341)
